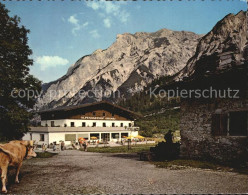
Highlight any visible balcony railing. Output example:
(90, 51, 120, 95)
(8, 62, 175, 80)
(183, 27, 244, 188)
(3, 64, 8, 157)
(30, 126, 140, 133)
(126, 127, 140, 131)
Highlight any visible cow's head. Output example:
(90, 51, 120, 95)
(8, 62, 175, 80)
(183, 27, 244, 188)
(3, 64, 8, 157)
(26, 141, 36, 159)
(26, 147, 37, 159)
(18, 140, 36, 159)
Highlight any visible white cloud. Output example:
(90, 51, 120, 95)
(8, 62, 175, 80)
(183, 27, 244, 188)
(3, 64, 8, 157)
(36, 56, 69, 71)
(90, 30, 100, 39)
(68, 15, 88, 35)
(68, 15, 78, 25)
(87, 1, 100, 10)
(119, 10, 130, 23)
(86, 1, 130, 27)
(104, 3, 119, 14)
(103, 18, 111, 28)
(82, 22, 89, 28)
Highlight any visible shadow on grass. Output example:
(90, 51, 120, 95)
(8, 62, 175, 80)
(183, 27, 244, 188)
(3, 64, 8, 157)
(109, 153, 140, 160)
(151, 159, 248, 175)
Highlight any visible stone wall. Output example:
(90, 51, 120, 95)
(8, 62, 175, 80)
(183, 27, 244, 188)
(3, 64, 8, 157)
(180, 98, 248, 163)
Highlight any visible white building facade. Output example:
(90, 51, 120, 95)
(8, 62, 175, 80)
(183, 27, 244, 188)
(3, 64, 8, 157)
(23, 101, 140, 145)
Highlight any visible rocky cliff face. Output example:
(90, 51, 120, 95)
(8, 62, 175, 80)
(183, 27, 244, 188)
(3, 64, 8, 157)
(177, 11, 247, 81)
(37, 29, 201, 110)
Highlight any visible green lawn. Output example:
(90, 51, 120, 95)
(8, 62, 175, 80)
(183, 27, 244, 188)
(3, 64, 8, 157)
(152, 159, 248, 174)
(82, 144, 156, 153)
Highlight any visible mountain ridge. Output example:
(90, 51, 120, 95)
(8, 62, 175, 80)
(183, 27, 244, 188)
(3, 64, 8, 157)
(37, 28, 201, 110)
(37, 10, 247, 111)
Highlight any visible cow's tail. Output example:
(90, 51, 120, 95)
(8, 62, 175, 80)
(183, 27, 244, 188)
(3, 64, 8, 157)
(0, 145, 16, 159)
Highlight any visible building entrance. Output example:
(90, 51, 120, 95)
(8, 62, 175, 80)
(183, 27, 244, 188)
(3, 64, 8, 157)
(101, 133, 110, 142)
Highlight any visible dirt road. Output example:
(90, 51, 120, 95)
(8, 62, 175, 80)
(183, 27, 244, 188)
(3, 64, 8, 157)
(6, 150, 248, 194)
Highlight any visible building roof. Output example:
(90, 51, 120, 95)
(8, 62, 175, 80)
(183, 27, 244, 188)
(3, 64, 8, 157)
(38, 101, 142, 119)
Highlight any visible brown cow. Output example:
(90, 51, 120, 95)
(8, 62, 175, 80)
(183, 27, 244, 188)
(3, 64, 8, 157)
(0, 140, 36, 193)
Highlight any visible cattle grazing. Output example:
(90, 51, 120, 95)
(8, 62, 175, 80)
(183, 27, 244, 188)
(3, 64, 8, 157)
(0, 140, 36, 193)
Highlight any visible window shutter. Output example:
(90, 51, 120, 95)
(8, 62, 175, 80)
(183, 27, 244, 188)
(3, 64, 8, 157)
(220, 113, 228, 135)
(212, 113, 228, 136)
(212, 114, 220, 136)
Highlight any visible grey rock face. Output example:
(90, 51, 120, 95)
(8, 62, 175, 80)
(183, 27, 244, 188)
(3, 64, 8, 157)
(177, 11, 247, 80)
(37, 29, 201, 110)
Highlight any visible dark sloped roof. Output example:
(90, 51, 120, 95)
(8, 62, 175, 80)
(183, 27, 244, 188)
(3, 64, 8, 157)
(38, 101, 142, 118)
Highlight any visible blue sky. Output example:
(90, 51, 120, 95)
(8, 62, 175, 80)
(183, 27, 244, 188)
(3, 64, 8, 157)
(3, 0, 247, 83)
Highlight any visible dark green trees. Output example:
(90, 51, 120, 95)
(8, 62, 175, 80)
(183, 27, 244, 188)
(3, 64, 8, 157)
(0, 3, 41, 140)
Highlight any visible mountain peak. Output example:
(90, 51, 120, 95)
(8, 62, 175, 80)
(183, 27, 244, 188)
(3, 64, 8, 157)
(37, 28, 201, 110)
(93, 49, 103, 55)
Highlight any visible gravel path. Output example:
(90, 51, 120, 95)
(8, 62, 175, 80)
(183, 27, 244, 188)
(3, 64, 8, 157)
(6, 150, 248, 194)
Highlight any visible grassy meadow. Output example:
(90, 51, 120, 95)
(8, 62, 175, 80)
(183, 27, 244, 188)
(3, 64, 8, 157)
(81, 144, 156, 153)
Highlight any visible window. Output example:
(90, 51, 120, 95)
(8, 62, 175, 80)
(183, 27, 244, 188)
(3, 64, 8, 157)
(211, 113, 228, 136)
(65, 134, 76, 141)
(92, 122, 96, 127)
(229, 111, 247, 136)
(101, 133, 110, 141)
(103, 112, 106, 117)
(129, 123, 132, 127)
(78, 134, 88, 140)
(93, 112, 96, 116)
(120, 123, 123, 127)
(103, 122, 106, 127)
(82, 122, 86, 127)
(71, 122, 75, 127)
(211, 111, 248, 136)
(40, 134, 44, 141)
(51, 121, 55, 127)
(90, 133, 99, 140)
(121, 133, 128, 138)
(111, 133, 119, 139)
(112, 123, 115, 127)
